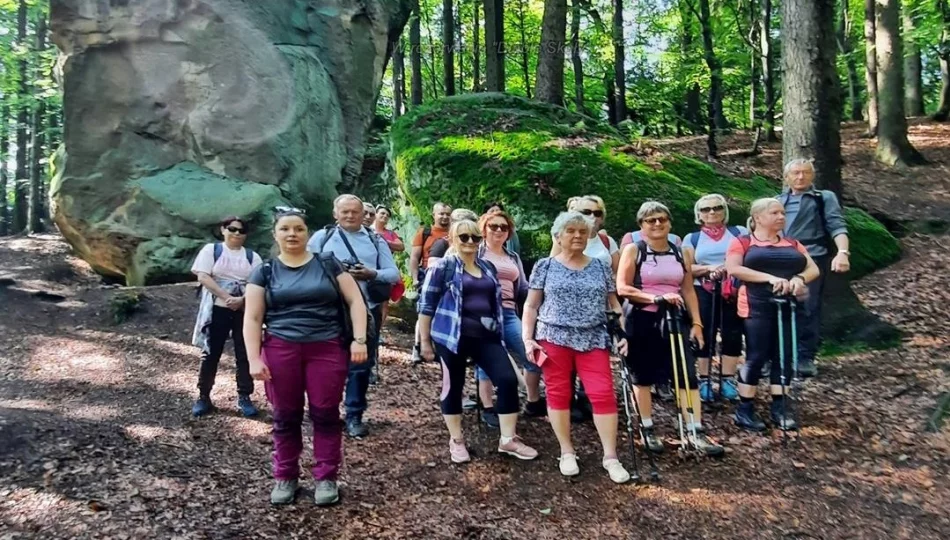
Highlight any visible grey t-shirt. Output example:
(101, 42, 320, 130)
(248, 256, 345, 343)
(528, 257, 614, 352)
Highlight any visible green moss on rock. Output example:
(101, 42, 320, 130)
(390, 93, 899, 275)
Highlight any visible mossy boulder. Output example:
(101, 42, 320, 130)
(389, 93, 899, 278)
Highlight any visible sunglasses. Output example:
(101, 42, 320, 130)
(225, 226, 246, 234)
(699, 205, 725, 213)
(487, 223, 510, 233)
(458, 234, 483, 244)
(641, 216, 670, 226)
(578, 209, 605, 218)
(274, 205, 306, 215)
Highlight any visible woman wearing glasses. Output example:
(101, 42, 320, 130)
(682, 194, 748, 403)
(190, 216, 263, 418)
(418, 220, 538, 464)
(550, 195, 619, 273)
(475, 210, 546, 422)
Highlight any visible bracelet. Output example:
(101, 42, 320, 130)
(792, 274, 806, 283)
(692, 322, 704, 328)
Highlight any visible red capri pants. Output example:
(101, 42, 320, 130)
(538, 341, 617, 414)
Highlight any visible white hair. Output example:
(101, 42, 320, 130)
(783, 158, 815, 179)
(334, 194, 363, 209)
(450, 208, 478, 223)
(693, 194, 730, 225)
(551, 211, 592, 239)
(636, 201, 672, 223)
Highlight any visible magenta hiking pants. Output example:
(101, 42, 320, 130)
(262, 335, 348, 481)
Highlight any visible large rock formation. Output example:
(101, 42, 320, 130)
(49, 0, 411, 285)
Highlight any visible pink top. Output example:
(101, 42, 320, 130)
(636, 247, 685, 313)
(481, 249, 521, 310)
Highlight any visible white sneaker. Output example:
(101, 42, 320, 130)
(603, 458, 631, 484)
(558, 453, 580, 476)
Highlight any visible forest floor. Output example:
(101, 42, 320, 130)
(1, 122, 949, 539)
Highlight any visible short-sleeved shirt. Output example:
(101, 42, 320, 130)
(683, 226, 749, 285)
(621, 232, 683, 249)
(248, 256, 345, 343)
(412, 226, 449, 269)
(428, 238, 450, 260)
(481, 249, 521, 310)
(727, 236, 808, 318)
(529, 257, 614, 352)
(191, 243, 263, 307)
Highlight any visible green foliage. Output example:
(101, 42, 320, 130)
(110, 290, 143, 324)
(390, 93, 899, 276)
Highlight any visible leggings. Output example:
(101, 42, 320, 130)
(740, 312, 795, 387)
(434, 335, 520, 415)
(694, 285, 743, 358)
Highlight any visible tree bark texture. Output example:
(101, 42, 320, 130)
(696, 0, 720, 157)
(410, 0, 424, 105)
(571, 0, 585, 112)
(28, 13, 47, 234)
(13, 0, 29, 234)
(536, 0, 567, 105)
(934, 0, 950, 120)
(612, 0, 626, 122)
(484, 0, 505, 92)
(875, 0, 924, 166)
(902, 8, 924, 116)
(781, 0, 842, 195)
(0, 105, 9, 236)
(864, 0, 880, 134)
(443, 0, 456, 96)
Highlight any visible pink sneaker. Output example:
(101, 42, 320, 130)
(498, 435, 539, 460)
(450, 438, 470, 463)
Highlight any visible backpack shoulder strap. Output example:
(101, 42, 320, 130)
(633, 240, 648, 290)
(726, 225, 741, 238)
(244, 248, 255, 266)
(688, 232, 699, 250)
(814, 190, 829, 236)
(598, 231, 610, 249)
(317, 225, 337, 251)
(213, 242, 223, 262)
(422, 226, 432, 248)
(737, 234, 752, 255)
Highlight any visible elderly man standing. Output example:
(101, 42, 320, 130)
(778, 159, 851, 378)
(308, 194, 401, 437)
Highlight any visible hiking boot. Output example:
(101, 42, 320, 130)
(720, 378, 740, 401)
(191, 395, 214, 417)
(450, 438, 470, 463)
(524, 398, 547, 418)
(641, 426, 665, 453)
(558, 453, 580, 477)
(313, 480, 339, 506)
(270, 479, 298, 505)
(498, 436, 539, 460)
(770, 399, 799, 431)
(345, 416, 369, 438)
(797, 361, 817, 378)
(699, 379, 715, 403)
(462, 396, 478, 411)
(481, 408, 500, 429)
(411, 345, 423, 365)
(688, 428, 725, 457)
(654, 384, 674, 402)
(602, 458, 631, 484)
(237, 395, 258, 417)
(735, 402, 767, 432)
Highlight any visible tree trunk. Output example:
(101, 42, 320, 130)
(0, 104, 9, 236)
(875, 0, 924, 166)
(473, 0, 482, 92)
(781, 0, 842, 195)
(457, 5, 465, 92)
(605, 73, 617, 124)
(838, 0, 864, 121)
(13, 0, 29, 234)
(571, 0, 585, 112)
(443, 0, 456, 96)
(484, 0, 505, 92)
(934, 0, 950, 121)
(759, 0, 777, 141)
(613, 0, 626, 122)
(697, 0, 720, 157)
(749, 0, 760, 128)
(902, 9, 924, 116)
(28, 13, 47, 234)
(410, 0, 424, 105)
(422, 7, 442, 96)
(518, 0, 531, 97)
(679, 2, 702, 132)
(536, 0, 568, 105)
(864, 0, 880, 134)
(393, 38, 406, 118)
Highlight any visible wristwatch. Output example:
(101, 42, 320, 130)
(354, 337, 367, 345)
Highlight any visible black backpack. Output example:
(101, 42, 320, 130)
(317, 225, 393, 304)
(632, 240, 687, 291)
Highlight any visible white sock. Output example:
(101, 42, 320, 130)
(500, 435, 515, 444)
(688, 421, 703, 432)
(641, 417, 654, 428)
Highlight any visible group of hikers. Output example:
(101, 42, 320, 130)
(189, 158, 851, 506)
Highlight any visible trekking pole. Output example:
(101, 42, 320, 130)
(618, 355, 642, 483)
(672, 307, 701, 448)
(710, 279, 722, 400)
(773, 297, 789, 447)
(620, 357, 661, 482)
(790, 298, 800, 435)
(664, 307, 689, 454)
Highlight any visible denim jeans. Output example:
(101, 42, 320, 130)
(344, 304, 383, 420)
(476, 309, 540, 381)
(799, 255, 831, 365)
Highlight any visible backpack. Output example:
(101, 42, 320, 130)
(632, 240, 687, 291)
(260, 254, 376, 346)
(319, 225, 393, 304)
(598, 231, 611, 250)
(688, 226, 742, 250)
(195, 243, 258, 298)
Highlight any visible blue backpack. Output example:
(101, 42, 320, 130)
(687, 226, 742, 250)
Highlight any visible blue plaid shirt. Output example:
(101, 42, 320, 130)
(417, 255, 506, 354)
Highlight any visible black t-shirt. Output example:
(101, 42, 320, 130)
(248, 256, 345, 343)
(428, 238, 450, 259)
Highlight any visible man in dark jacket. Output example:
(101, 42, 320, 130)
(778, 159, 851, 377)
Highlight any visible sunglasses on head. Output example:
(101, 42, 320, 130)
(225, 226, 246, 234)
(274, 205, 306, 215)
(700, 205, 725, 213)
(487, 223, 510, 233)
(458, 234, 483, 244)
(579, 209, 605, 218)
(641, 216, 670, 226)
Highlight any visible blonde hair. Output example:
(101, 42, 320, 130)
(567, 195, 607, 217)
(747, 197, 782, 232)
(693, 194, 730, 225)
(450, 208, 478, 223)
(445, 219, 480, 257)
